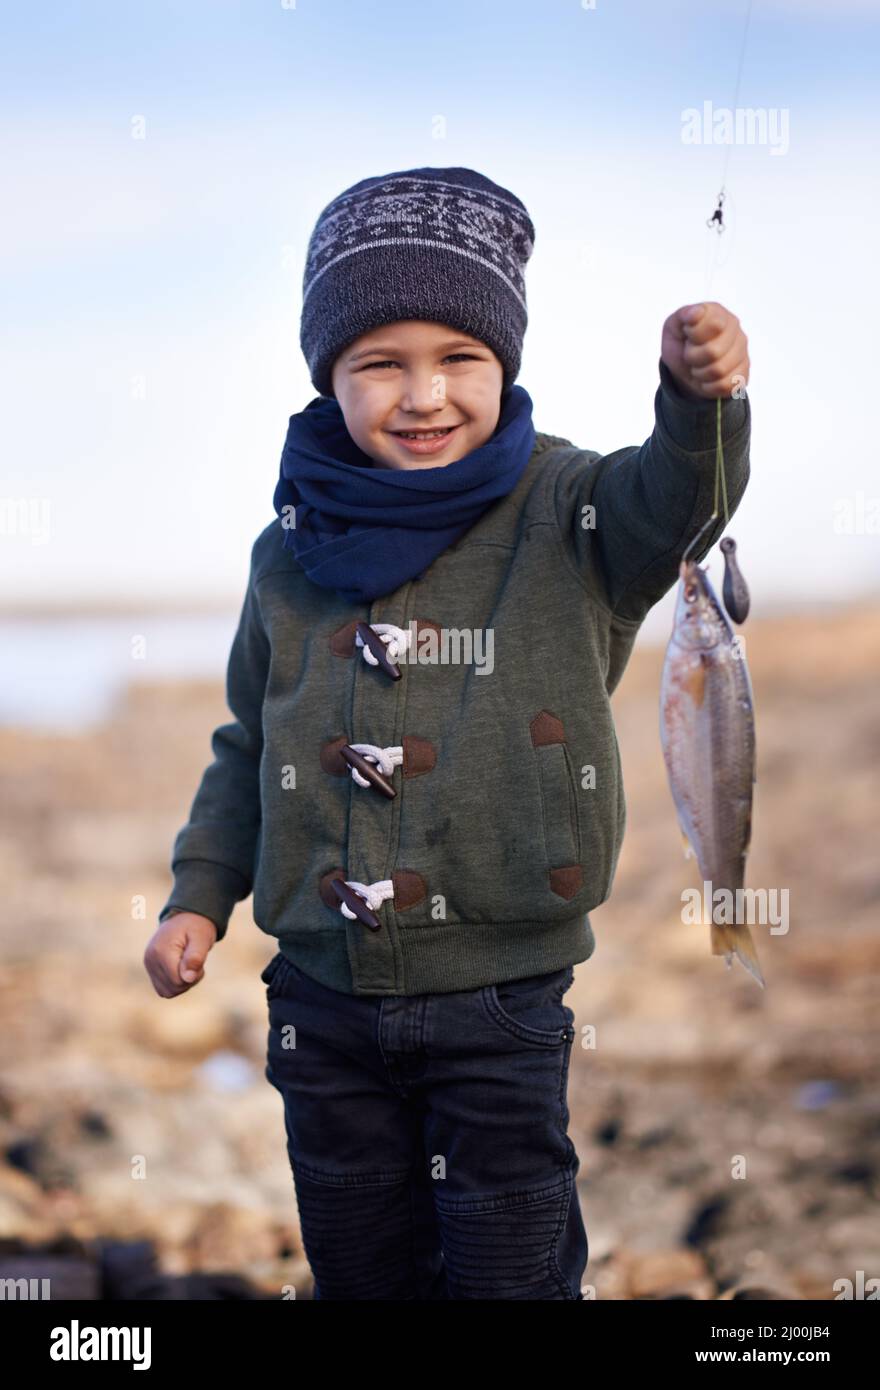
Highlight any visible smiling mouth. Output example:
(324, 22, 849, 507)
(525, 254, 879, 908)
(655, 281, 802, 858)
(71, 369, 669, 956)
(389, 425, 461, 439)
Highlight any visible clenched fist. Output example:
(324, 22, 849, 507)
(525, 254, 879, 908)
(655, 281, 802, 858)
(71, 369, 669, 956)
(661, 301, 749, 401)
(143, 911, 217, 998)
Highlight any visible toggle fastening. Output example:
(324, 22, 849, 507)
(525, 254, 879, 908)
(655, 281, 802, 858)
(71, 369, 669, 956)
(355, 621, 412, 680)
(331, 877, 395, 930)
(340, 742, 402, 797)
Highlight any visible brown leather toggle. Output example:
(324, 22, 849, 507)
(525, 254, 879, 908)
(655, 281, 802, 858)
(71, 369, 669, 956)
(355, 621, 400, 680)
(402, 735, 436, 777)
(318, 868, 384, 930)
(328, 620, 360, 658)
(391, 869, 427, 911)
(318, 867, 426, 922)
(330, 878, 382, 930)
(319, 867, 348, 907)
(321, 735, 436, 789)
(409, 618, 444, 645)
(320, 737, 354, 776)
(339, 744, 396, 798)
(328, 617, 445, 664)
(549, 866, 584, 900)
(530, 710, 567, 746)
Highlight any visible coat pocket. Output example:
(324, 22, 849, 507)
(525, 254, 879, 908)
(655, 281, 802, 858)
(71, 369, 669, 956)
(530, 711, 583, 901)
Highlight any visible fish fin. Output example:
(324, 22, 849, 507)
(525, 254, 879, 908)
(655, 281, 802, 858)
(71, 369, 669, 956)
(742, 803, 753, 857)
(711, 919, 766, 989)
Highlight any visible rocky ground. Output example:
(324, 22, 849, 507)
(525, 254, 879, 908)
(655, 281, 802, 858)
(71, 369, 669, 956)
(1, 599, 878, 1299)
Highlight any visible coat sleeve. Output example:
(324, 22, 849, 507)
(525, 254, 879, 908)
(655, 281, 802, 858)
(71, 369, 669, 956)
(554, 358, 751, 625)
(157, 537, 269, 940)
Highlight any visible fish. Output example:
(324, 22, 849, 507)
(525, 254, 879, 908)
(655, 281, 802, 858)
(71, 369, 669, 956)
(659, 557, 764, 986)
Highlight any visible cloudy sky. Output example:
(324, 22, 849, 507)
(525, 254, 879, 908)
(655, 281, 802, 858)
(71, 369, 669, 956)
(3, 0, 878, 634)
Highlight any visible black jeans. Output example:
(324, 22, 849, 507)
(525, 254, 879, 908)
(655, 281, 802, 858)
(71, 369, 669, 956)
(262, 952, 588, 1300)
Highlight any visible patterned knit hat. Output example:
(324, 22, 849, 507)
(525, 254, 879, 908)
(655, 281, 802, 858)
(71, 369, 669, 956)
(299, 166, 535, 399)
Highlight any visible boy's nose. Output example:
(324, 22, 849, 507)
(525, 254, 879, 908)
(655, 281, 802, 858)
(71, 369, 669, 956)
(398, 371, 445, 413)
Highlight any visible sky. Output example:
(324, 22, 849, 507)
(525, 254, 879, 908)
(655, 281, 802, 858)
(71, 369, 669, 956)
(2, 0, 879, 636)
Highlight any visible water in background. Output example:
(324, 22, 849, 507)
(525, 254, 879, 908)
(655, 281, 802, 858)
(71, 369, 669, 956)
(0, 612, 239, 733)
(0, 590, 714, 734)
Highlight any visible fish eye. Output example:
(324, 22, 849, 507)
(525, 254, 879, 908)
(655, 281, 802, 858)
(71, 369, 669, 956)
(684, 584, 698, 602)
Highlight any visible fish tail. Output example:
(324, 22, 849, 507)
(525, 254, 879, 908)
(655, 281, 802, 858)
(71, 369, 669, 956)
(711, 919, 766, 989)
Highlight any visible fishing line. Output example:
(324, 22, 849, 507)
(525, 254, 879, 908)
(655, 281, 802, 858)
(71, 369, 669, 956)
(660, 0, 760, 987)
(680, 399, 731, 566)
(704, 0, 753, 291)
(681, 0, 754, 626)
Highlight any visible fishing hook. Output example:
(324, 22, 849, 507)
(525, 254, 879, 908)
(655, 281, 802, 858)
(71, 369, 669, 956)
(706, 187, 726, 234)
(681, 513, 716, 566)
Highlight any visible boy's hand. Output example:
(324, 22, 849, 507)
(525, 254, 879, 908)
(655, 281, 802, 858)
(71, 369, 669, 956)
(661, 301, 749, 401)
(143, 912, 218, 998)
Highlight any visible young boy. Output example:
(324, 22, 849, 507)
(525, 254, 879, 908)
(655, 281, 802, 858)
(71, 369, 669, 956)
(144, 166, 751, 1300)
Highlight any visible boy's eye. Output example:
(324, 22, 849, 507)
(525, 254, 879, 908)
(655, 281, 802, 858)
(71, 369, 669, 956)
(359, 354, 477, 371)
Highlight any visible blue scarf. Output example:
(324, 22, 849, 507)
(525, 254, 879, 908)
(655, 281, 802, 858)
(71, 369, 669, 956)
(272, 384, 536, 603)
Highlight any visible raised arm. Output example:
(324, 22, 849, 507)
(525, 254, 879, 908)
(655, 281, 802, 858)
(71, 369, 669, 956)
(555, 304, 751, 625)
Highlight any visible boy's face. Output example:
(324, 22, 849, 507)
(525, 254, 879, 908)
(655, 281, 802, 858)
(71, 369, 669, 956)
(330, 320, 505, 470)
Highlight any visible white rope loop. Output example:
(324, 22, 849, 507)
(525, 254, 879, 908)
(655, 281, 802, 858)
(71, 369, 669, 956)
(355, 622, 412, 667)
(346, 742, 404, 788)
(339, 878, 395, 920)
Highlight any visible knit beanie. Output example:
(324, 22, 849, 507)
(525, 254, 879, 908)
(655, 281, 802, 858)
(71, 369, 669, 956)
(299, 166, 535, 399)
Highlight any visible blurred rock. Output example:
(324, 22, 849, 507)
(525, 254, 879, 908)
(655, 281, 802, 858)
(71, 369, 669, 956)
(627, 1248, 712, 1299)
(195, 1051, 258, 1093)
(127, 1001, 231, 1059)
